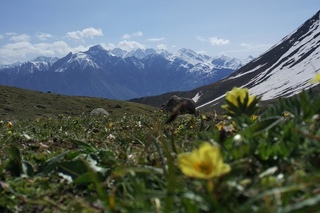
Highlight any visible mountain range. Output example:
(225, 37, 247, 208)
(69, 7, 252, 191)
(131, 10, 320, 112)
(0, 45, 251, 100)
(1, 10, 319, 113)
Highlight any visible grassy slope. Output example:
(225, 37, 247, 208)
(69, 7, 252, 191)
(0, 85, 158, 120)
(1, 85, 320, 212)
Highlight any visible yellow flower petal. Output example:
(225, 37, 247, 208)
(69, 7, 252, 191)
(315, 73, 320, 81)
(7, 121, 13, 128)
(310, 73, 320, 83)
(222, 87, 258, 116)
(178, 153, 211, 179)
(177, 143, 231, 179)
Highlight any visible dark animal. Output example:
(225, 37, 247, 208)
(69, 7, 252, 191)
(161, 95, 196, 114)
(162, 95, 196, 124)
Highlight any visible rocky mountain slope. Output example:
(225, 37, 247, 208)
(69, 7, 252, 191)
(131, 10, 320, 112)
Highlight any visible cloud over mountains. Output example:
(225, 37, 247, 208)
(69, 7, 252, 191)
(66, 27, 103, 40)
(0, 26, 271, 65)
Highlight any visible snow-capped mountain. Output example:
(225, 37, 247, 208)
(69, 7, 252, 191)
(0, 44, 248, 100)
(131, 10, 320, 111)
(1, 57, 58, 76)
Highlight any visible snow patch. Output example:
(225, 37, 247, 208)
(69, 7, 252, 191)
(196, 93, 226, 109)
(192, 92, 202, 103)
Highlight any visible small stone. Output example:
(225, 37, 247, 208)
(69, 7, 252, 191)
(90, 108, 110, 116)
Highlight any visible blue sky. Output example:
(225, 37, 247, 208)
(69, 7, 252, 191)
(0, 1, 319, 64)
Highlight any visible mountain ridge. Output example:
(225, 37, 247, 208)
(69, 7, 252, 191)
(131, 10, 320, 112)
(0, 45, 249, 100)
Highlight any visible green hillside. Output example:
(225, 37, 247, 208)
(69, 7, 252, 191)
(0, 85, 157, 121)
(1, 85, 320, 212)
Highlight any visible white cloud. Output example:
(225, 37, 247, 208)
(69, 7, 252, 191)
(122, 34, 131, 39)
(196, 50, 207, 55)
(66, 27, 103, 40)
(209, 36, 230, 46)
(10, 34, 31, 42)
(0, 28, 105, 64)
(36, 33, 52, 41)
(0, 34, 3, 40)
(117, 40, 145, 51)
(156, 44, 167, 50)
(133, 31, 143, 37)
(121, 31, 143, 39)
(219, 42, 273, 58)
(239, 42, 272, 52)
(1, 41, 67, 58)
(6, 32, 16, 36)
(0, 40, 92, 64)
(196, 36, 207, 42)
(101, 42, 116, 50)
(148, 37, 165, 42)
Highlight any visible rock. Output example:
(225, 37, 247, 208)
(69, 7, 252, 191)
(90, 108, 110, 116)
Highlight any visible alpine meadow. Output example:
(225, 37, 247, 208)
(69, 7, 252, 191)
(1, 7, 320, 213)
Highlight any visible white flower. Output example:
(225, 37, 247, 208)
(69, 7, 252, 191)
(107, 134, 116, 140)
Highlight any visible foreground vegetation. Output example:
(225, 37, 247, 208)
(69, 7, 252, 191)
(1, 85, 320, 212)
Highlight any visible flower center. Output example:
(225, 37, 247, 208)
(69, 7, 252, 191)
(194, 162, 213, 175)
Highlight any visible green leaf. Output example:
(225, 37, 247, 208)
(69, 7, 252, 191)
(246, 116, 283, 136)
(70, 138, 96, 152)
(6, 145, 34, 177)
(7, 145, 23, 177)
(64, 151, 84, 160)
(57, 160, 88, 181)
(22, 160, 34, 177)
(282, 194, 320, 212)
(73, 172, 93, 183)
(39, 152, 68, 174)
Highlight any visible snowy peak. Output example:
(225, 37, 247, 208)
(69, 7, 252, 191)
(235, 9, 320, 100)
(0, 43, 246, 100)
(123, 48, 158, 59)
(72, 52, 101, 70)
(111, 48, 127, 57)
(109, 47, 158, 59)
(177, 48, 199, 58)
(175, 48, 210, 62)
(86, 44, 107, 56)
(193, 10, 320, 111)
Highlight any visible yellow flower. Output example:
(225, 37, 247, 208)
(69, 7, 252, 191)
(7, 121, 13, 128)
(231, 121, 238, 131)
(174, 124, 184, 135)
(215, 122, 224, 131)
(225, 87, 256, 107)
(221, 87, 259, 116)
(310, 73, 320, 83)
(283, 112, 290, 117)
(251, 115, 258, 121)
(177, 143, 231, 179)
